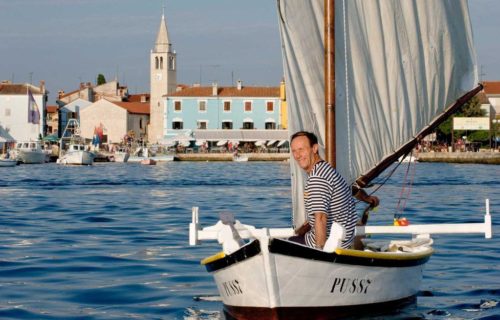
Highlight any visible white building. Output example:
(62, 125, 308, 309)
(0, 81, 47, 143)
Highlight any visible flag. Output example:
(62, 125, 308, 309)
(28, 90, 40, 124)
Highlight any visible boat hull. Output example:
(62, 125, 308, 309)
(113, 152, 130, 163)
(58, 151, 95, 165)
(17, 150, 46, 164)
(0, 159, 18, 167)
(204, 239, 431, 319)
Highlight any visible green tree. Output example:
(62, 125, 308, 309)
(97, 74, 106, 85)
(436, 96, 485, 144)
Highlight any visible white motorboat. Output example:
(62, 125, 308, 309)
(189, 1, 493, 319)
(11, 141, 46, 164)
(113, 151, 130, 163)
(232, 153, 248, 162)
(0, 159, 18, 167)
(128, 146, 174, 163)
(57, 142, 95, 165)
(57, 119, 95, 165)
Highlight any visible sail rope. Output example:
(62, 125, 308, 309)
(394, 151, 417, 219)
(342, 0, 353, 180)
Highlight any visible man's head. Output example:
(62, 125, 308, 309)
(290, 131, 320, 173)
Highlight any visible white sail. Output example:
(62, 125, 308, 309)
(278, 0, 478, 227)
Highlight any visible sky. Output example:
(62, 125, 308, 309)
(0, 0, 499, 103)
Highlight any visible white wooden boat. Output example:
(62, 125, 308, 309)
(113, 148, 130, 163)
(189, 1, 493, 319)
(0, 159, 18, 167)
(11, 141, 46, 164)
(233, 154, 248, 162)
(57, 119, 95, 165)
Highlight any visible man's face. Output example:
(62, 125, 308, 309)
(291, 135, 318, 173)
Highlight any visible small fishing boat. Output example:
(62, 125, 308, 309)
(189, 1, 493, 319)
(57, 119, 95, 165)
(0, 159, 18, 167)
(232, 153, 248, 162)
(140, 158, 156, 165)
(11, 141, 46, 164)
(113, 147, 130, 163)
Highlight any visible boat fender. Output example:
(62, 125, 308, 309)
(323, 223, 345, 252)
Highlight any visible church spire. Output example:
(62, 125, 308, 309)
(154, 7, 171, 53)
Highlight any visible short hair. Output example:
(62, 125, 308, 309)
(290, 131, 318, 147)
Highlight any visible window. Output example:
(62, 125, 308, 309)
(5, 108, 11, 116)
(160, 57, 163, 69)
(169, 56, 175, 70)
(197, 121, 207, 129)
(266, 101, 274, 112)
(265, 122, 276, 129)
(172, 121, 183, 129)
(223, 101, 231, 112)
(222, 121, 233, 129)
(242, 122, 254, 129)
(244, 101, 252, 112)
(140, 118, 143, 129)
(198, 100, 207, 112)
(155, 57, 159, 69)
(174, 101, 182, 112)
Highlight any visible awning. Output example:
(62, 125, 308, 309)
(255, 140, 266, 147)
(217, 140, 227, 146)
(192, 129, 288, 142)
(195, 140, 206, 146)
(277, 140, 289, 147)
(267, 140, 277, 146)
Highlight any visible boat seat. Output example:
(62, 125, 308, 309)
(362, 238, 433, 253)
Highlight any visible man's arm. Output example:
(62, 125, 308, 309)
(353, 187, 379, 208)
(314, 212, 327, 249)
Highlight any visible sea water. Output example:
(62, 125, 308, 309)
(0, 161, 498, 319)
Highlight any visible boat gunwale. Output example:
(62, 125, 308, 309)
(203, 238, 433, 272)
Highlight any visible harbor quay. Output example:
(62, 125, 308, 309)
(94, 151, 289, 162)
(417, 150, 500, 165)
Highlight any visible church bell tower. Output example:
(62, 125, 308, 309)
(149, 9, 177, 143)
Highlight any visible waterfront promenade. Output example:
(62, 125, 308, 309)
(418, 151, 500, 165)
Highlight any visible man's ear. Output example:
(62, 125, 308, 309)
(312, 143, 319, 154)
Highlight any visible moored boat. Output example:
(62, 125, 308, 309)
(0, 159, 18, 167)
(57, 119, 95, 165)
(11, 141, 46, 164)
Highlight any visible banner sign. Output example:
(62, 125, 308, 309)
(453, 117, 490, 130)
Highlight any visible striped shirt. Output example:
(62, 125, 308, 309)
(304, 161, 357, 249)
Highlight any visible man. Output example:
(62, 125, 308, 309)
(289, 131, 378, 250)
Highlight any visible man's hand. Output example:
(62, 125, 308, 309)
(354, 188, 379, 208)
(294, 222, 311, 236)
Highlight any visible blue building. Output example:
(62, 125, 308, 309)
(164, 81, 288, 146)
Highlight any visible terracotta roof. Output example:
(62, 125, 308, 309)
(46, 105, 58, 113)
(127, 93, 150, 102)
(483, 81, 500, 95)
(0, 83, 42, 95)
(114, 101, 150, 115)
(168, 86, 280, 98)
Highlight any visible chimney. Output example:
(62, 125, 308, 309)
(39, 80, 45, 93)
(212, 82, 218, 96)
(58, 90, 65, 99)
(140, 95, 147, 103)
(237, 80, 242, 90)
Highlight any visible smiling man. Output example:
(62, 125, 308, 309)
(289, 131, 357, 249)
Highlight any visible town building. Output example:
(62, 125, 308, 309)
(57, 80, 128, 105)
(79, 95, 149, 145)
(483, 81, 500, 119)
(46, 105, 58, 135)
(149, 12, 177, 143)
(164, 80, 288, 146)
(58, 98, 92, 134)
(0, 80, 47, 143)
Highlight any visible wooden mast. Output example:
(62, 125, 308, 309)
(325, 0, 335, 167)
